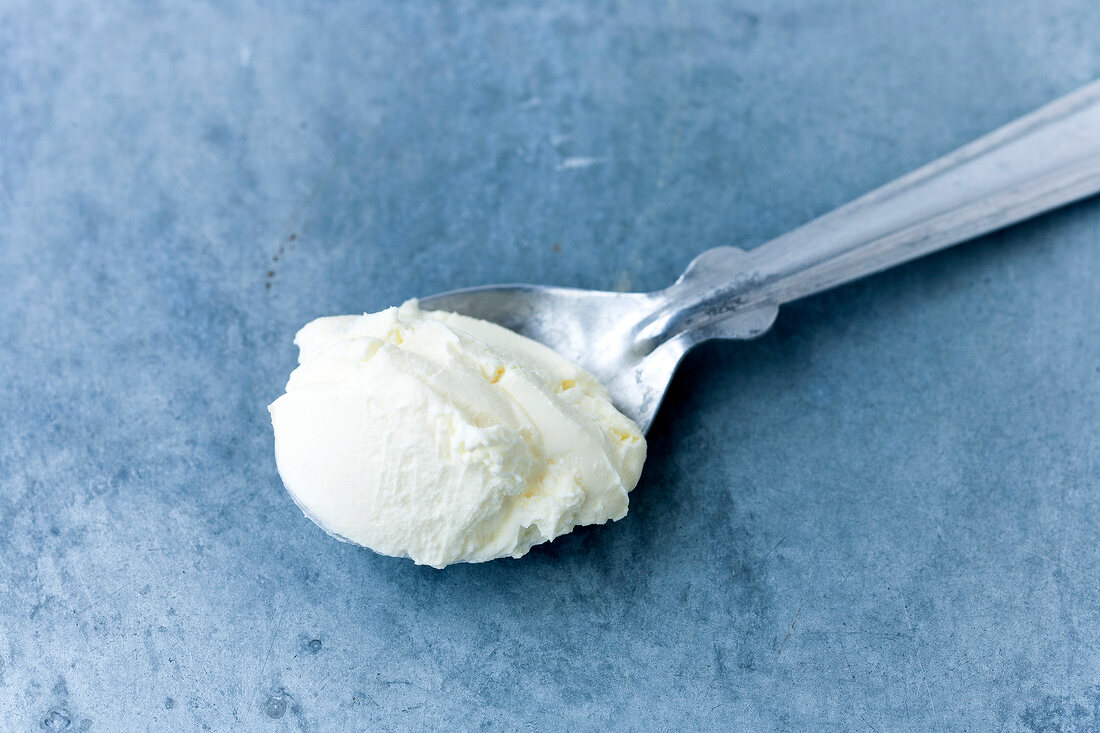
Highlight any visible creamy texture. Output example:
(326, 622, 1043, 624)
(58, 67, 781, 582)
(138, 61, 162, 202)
(268, 300, 646, 568)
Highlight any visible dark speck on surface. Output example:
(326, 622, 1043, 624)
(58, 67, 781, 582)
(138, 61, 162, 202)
(41, 710, 70, 731)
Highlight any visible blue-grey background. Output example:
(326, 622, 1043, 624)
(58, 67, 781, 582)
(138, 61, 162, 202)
(2, 1, 1099, 730)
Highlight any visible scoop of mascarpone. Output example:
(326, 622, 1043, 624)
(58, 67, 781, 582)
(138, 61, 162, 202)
(268, 299, 646, 568)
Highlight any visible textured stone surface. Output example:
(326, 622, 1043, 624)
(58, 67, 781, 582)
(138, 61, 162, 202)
(2, 1, 1099, 730)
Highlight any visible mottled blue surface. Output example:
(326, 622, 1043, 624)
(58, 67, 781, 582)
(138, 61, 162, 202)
(2, 1, 1099, 730)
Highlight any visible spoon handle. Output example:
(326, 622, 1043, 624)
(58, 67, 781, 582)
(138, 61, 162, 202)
(731, 79, 1100, 308)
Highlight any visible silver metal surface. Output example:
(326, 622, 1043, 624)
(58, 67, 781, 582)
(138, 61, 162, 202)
(420, 79, 1100, 433)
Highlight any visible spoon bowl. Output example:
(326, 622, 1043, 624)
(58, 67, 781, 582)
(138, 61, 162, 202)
(419, 253, 778, 433)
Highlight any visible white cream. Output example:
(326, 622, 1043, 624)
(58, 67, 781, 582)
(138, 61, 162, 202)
(268, 300, 646, 568)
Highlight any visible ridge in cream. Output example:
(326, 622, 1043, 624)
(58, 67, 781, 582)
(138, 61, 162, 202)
(268, 299, 646, 568)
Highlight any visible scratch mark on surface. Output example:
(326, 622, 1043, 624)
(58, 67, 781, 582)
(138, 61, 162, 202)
(802, 630, 912, 639)
(518, 97, 541, 109)
(1023, 548, 1057, 566)
(895, 573, 938, 724)
(74, 567, 92, 604)
(556, 156, 606, 171)
(259, 601, 291, 680)
(773, 606, 801, 663)
(188, 538, 209, 573)
(75, 585, 125, 617)
(261, 624, 278, 678)
(860, 713, 880, 732)
(144, 629, 161, 675)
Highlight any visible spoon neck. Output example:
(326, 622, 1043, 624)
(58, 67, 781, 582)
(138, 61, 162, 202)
(631, 247, 780, 353)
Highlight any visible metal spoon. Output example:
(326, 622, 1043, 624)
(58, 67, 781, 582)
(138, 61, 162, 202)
(420, 80, 1100, 434)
